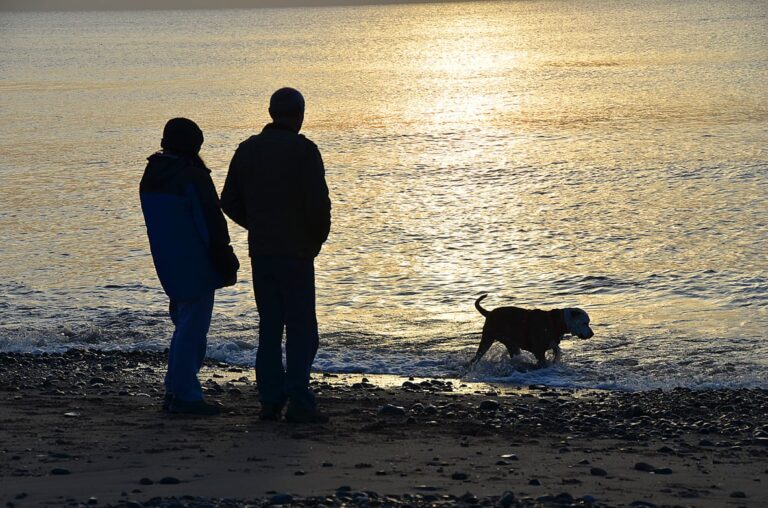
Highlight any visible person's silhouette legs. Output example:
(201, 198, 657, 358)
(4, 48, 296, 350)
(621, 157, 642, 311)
(252, 259, 288, 416)
(164, 292, 221, 415)
(251, 255, 325, 422)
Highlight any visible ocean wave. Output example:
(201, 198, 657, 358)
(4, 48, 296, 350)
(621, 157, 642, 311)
(1, 315, 766, 392)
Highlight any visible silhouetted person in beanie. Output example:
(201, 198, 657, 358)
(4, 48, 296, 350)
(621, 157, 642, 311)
(140, 117, 239, 416)
(222, 88, 331, 423)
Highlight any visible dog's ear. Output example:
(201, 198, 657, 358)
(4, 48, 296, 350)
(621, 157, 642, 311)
(563, 308, 583, 329)
(565, 308, 588, 321)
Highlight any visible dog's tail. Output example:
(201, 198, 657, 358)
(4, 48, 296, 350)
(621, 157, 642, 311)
(474, 294, 490, 317)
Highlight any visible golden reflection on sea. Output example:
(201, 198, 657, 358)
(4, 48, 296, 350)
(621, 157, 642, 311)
(0, 1, 766, 386)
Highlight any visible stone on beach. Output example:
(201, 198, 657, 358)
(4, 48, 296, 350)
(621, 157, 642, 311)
(479, 399, 500, 411)
(378, 404, 406, 416)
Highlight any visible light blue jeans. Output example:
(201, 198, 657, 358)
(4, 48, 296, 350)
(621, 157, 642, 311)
(164, 290, 214, 401)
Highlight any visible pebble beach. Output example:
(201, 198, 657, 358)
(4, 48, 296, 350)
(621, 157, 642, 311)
(1, 350, 766, 507)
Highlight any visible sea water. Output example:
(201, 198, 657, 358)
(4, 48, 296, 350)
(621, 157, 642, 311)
(1, 0, 766, 390)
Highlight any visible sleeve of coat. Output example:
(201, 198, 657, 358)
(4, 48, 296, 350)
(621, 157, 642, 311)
(302, 142, 332, 249)
(189, 166, 239, 285)
(221, 147, 249, 230)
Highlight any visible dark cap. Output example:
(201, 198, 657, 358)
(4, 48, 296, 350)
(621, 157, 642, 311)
(269, 87, 305, 117)
(161, 117, 204, 155)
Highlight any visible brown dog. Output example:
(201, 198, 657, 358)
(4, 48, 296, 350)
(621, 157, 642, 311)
(469, 294, 594, 368)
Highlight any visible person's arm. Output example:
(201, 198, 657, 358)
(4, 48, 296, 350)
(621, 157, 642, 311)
(221, 147, 249, 229)
(189, 164, 239, 286)
(302, 142, 332, 251)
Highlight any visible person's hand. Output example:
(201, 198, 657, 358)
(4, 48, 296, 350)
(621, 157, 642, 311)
(212, 245, 240, 287)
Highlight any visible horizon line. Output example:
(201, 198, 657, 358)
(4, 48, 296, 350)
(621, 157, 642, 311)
(0, 0, 482, 13)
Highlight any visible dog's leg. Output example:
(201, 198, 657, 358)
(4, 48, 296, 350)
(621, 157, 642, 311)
(503, 342, 521, 360)
(534, 350, 548, 369)
(552, 345, 562, 364)
(468, 325, 495, 367)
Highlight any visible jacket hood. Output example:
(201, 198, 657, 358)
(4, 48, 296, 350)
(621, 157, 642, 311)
(140, 151, 209, 195)
(145, 152, 186, 185)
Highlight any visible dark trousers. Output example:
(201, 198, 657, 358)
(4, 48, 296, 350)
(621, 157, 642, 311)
(165, 291, 214, 401)
(251, 254, 319, 410)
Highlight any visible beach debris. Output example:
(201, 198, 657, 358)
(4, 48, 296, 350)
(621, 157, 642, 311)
(2, 349, 768, 508)
(498, 491, 515, 508)
(378, 404, 406, 416)
(479, 399, 500, 411)
(268, 493, 293, 505)
(634, 462, 656, 472)
(48, 451, 73, 459)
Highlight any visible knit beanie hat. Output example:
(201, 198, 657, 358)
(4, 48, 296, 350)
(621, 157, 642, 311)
(161, 117, 204, 155)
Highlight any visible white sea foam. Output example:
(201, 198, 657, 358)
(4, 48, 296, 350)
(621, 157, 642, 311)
(2, 312, 766, 392)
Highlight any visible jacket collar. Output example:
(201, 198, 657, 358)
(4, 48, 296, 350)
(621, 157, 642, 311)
(263, 122, 300, 134)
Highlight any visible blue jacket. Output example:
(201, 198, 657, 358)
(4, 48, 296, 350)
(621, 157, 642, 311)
(140, 151, 238, 301)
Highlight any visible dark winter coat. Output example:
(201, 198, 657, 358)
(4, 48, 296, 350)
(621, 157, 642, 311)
(221, 124, 331, 259)
(140, 151, 239, 301)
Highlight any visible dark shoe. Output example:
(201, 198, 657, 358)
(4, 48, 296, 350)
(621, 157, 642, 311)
(285, 404, 329, 424)
(259, 403, 284, 421)
(162, 393, 173, 412)
(169, 398, 222, 416)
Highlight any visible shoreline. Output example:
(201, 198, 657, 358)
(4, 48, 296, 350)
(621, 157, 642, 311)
(1, 349, 766, 507)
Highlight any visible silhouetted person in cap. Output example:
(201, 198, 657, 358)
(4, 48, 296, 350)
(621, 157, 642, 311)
(222, 88, 331, 423)
(140, 117, 239, 415)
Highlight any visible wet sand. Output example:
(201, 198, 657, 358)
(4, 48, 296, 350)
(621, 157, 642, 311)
(1, 350, 766, 507)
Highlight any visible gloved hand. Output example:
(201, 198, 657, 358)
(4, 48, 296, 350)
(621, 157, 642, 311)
(211, 245, 240, 287)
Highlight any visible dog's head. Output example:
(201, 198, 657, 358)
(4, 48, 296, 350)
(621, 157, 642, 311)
(564, 308, 593, 339)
